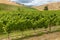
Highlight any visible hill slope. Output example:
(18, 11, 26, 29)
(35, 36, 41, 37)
(0, 3, 60, 40)
(33, 2, 60, 11)
(0, 3, 39, 12)
(0, 0, 22, 6)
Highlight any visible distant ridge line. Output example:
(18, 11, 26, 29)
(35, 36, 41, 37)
(0, 0, 21, 6)
(33, 2, 60, 11)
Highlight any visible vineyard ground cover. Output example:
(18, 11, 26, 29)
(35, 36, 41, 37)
(0, 26, 60, 40)
(0, 3, 60, 40)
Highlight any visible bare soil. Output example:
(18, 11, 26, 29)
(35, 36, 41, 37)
(23, 32, 60, 40)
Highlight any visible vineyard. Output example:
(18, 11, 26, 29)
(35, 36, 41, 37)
(0, 3, 60, 40)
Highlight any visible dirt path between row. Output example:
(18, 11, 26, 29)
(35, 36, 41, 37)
(23, 32, 60, 40)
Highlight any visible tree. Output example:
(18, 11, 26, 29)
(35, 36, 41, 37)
(44, 6, 48, 10)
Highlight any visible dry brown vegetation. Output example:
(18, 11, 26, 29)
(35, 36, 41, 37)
(33, 2, 60, 11)
(0, 0, 21, 6)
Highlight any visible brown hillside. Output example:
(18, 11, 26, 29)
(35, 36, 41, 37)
(33, 2, 60, 11)
(0, 0, 21, 6)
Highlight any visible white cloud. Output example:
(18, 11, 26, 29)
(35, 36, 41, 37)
(11, 0, 60, 6)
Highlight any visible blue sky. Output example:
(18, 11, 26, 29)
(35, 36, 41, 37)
(11, 0, 60, 6)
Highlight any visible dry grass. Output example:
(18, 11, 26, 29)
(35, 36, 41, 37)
(0, 0, 21, 6)
(0, 26, 60, 40)
(33, 2, 60, 11)
(23, 32, 60, 40)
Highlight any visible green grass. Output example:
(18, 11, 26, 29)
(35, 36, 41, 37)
(0, 26, 60, 40)
(0, 3, 60, 40)
(12, 26, 60, 40)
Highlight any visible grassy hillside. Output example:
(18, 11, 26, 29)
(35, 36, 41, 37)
(0, 3, 38, 11)
(0, 3, 41, 34)
(0, 3, 60, 40)
(0, 3, 60, 33)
